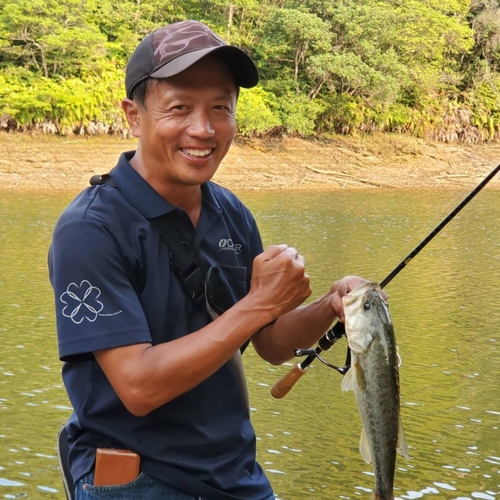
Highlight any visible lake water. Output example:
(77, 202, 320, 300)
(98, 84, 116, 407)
(0, 187, 499, 499)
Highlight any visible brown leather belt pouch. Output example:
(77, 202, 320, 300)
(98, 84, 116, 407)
(94, 448, 140, 486)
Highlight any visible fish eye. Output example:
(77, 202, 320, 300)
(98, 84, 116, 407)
(363, 301, 371, 310)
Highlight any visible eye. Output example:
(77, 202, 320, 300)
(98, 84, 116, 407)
(213, 104, 232, 112)
(363, 300, 371, 310)
(166, 104, 191, 116)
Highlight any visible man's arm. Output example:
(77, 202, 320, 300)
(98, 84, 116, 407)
(251, 275, 373, 365)
(94, 245, 311, 417)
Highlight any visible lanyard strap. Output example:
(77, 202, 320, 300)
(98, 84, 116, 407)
(91, 174, 206, 308)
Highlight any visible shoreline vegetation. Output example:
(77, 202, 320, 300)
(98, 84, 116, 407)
(2, 131, 500, 192)
(4, 2, 500, 147)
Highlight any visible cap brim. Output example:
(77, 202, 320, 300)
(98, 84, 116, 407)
(150, 45, 258, 88)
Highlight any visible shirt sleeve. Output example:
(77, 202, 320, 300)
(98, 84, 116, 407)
(244, 207, 264, 291)
(248, 213, 264, 259)
(49, 219, 152, 362)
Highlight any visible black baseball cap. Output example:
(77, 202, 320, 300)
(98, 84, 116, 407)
(125, 20, 259, 98)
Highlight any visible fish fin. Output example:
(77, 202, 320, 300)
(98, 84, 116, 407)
(397, 416, 410, 459)
(359, 427, 372, 463)
(341, 365, 355, 392)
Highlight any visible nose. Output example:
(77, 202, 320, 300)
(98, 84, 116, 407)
(187, 109, 215, 139)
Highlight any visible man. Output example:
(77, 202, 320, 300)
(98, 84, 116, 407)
(49, 20, 368, 499)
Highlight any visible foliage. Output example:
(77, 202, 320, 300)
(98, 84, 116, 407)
(1, 0, 500, 142)
(277, 91, 325, 136)
(236, 87, 281, 137)
(0, 66, 126, 135)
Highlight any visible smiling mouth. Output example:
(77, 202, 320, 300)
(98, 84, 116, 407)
(181, 148, 213, 158)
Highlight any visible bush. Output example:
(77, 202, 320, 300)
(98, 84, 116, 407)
(236, 87, 281, 137)
(0, 68, 127, 134)
(278, 92, 325, 136)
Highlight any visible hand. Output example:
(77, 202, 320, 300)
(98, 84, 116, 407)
(329, 276, 388, 322)
(249, 244, 312, 319)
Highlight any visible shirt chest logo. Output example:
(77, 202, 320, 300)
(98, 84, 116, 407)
(218, 238, 242, 255)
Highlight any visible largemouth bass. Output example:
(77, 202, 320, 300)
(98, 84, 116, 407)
(341, 282, 409, 500)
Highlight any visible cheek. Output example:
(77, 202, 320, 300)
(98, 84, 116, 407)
(223, 117, 237, 140)
(151, 120, 182, 146)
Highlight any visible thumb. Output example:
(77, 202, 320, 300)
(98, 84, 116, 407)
(331, 292, 345, 323)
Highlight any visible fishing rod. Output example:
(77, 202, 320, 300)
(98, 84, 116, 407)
(271, 162, 500, 399)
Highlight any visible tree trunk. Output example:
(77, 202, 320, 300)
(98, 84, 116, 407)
(227, 4, 235, 41)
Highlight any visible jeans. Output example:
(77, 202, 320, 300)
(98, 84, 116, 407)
(75, 471, 276, 500)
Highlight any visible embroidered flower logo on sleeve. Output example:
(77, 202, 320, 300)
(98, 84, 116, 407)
(60, 280, 122, 324)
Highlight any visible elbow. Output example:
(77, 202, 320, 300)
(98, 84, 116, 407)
(121, 388, 153, 417)
(112, 364, 182, 416)
(267, 353, 295, 366)
(253, 343, 295, 366)
(124, 399, 151, 417)
(119, 379, 164, 417)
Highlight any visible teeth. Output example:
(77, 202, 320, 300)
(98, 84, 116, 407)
(183, 149, 212, 157)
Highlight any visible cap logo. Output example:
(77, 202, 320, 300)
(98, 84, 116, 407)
(152, 22, 226, 69)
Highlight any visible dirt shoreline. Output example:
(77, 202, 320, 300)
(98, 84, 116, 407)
(2, 131, 500, 191)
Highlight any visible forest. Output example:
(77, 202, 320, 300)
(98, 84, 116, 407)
(1, 0, 500, 143)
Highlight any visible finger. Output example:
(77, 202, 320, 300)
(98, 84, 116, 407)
(294, 253, 305, 267)
(339, 276, 369, 297)
(337, 279, 351, 298)
(280, 246, 299, 259)
(281, 249, 307, 276)
(331, 292, 345, 321)
(259, 244, 289, 261)
(275, 247, 305, 267)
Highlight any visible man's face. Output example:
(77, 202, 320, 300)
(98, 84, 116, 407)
(131, 56, 238, 188)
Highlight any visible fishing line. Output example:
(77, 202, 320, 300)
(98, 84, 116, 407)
(370, 187, 485, 288)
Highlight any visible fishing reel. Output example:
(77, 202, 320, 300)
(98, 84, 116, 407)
(294, 322, 351, 375)
(294, 348, 350, 375)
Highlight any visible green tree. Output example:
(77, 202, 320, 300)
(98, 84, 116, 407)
(0, 0, 108, 78)
(0, 0, 498, 141)
(260, 7, 332, 87)
(236, 86, 281, 136)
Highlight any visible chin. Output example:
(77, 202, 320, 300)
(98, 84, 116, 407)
(178, 172, 216, 186)
(187, 167, 219, 184)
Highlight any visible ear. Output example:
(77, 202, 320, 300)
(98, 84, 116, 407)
(121, 98, 142, 138)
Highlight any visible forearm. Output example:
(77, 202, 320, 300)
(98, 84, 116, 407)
(95, 244, 313, 416)
(96, 292, 275, 416)
(251, 290, 338, 365)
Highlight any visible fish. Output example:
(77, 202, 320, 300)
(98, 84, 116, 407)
(341, 282, 409, 500)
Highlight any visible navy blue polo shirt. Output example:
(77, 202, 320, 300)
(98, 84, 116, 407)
(48, 152, 272, 499)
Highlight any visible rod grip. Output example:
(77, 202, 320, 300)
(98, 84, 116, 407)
(270, 364, 308, 399)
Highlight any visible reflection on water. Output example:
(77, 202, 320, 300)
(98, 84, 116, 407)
(1, 188, 499, 499)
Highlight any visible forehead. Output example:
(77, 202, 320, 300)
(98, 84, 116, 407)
(148, 55, 237, 100)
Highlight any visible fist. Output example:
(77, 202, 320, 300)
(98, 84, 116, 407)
(250, 244, 312, 318)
